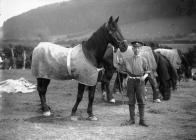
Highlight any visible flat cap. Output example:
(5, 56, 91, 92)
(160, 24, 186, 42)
(131, 41, 144, 48)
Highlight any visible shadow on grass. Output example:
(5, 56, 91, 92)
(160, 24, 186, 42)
(94, 99, 129, 106)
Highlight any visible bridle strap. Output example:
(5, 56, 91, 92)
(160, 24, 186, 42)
(105, 23, 127, 50)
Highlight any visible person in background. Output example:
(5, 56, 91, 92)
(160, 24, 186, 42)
(120, 41, 149, 127)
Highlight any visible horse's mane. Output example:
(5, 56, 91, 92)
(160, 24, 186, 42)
(82, 23, 108, 67)
(84, 23, 107, 50)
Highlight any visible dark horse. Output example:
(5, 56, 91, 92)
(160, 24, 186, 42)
(31, 16, 128, 120)
(176, 49, 192, 81)
(101, 45, 178, 102)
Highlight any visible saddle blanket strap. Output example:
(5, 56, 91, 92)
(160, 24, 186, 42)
(67, 48, 73, 75)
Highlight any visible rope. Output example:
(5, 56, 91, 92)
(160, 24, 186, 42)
(116, 70, 128, 115)
(117, 70, 125, 105)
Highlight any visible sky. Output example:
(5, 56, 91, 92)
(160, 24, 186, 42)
(0, 0, 71, 27)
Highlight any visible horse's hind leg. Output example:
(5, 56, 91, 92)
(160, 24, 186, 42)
(71, 83, 85, 116)
(101, 82, 107, 101)
(86, 85, 98, 121)
(37, 78, 51, 116)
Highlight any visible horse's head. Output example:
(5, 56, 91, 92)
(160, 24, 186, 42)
(105, 16, 128, 52)
(178, 50, 192, 79)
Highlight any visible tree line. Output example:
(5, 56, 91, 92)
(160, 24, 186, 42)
(0, 44, 34, 69)
(0, 40, 196, 70)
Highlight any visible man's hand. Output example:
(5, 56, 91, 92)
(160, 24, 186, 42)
(140, 73, 148, 81)
(122, 77, 128, 88)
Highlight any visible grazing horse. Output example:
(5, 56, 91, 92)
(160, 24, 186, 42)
(31, 16, 128, 120)
(153, 51, 178, 100)
(154, 48, 192, 83)
(101, 45, 178, 102)
(176, 49, 192, 80)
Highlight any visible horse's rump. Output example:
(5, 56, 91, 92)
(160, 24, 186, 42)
(31, 42, 98, 86)
(154, 48, 181, 69)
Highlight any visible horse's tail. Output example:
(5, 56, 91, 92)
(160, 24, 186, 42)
(31, 43, 44, 77)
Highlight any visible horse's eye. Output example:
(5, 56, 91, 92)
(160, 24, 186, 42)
(111, 26, 116, 32)
(109, 30, 113, 34)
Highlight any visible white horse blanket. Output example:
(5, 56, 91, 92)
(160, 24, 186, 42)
(31, 42, 99, 86)
(114, 45, 157, 73)
(154, 48, 181, 69)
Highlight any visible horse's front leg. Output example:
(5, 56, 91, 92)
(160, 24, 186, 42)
(71, 83, 85, 116)
(37, 78, 51, 116)
(86, 85, 98, 121)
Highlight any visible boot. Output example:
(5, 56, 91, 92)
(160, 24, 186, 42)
(139, 105, 148, 127)
(121, 105, 135, 126)
(129, 105, 135, 124)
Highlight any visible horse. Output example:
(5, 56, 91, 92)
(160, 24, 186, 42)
(176, 49, 192, 80)
(100, 44, 178, 102)
(153, 51, 178, 100)
(31, 16, 128, 120)
(144, 41, 192, 81)
(154, 47, 192, 83)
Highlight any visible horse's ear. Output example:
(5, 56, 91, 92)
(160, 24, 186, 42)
(108, 16, 113, 24)
(114, 16, 119, 23)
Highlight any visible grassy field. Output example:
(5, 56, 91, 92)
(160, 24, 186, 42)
(0, 69, 196, 140)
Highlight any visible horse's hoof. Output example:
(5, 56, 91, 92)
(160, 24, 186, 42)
(153, 99, 161, 103)
(70, 115, 80, 121)
(109, 98, 116, 103)
(43, 111, 51, 116)
(86, 115, 98, 121)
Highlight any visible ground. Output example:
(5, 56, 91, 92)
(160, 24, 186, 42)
(0, 69, 196, 140)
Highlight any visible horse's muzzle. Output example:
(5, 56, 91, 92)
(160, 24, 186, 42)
(119, 40, 128, 52)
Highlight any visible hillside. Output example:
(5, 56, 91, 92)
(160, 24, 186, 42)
(2, 0, 196, 41)
(122, 16, 196, 40)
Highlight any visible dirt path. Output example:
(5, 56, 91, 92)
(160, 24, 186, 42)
(0, 70, 196, 140)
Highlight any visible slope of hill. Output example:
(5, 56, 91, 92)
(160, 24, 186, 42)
(3, 0, 193, 41)
(122, 15, 196, 40)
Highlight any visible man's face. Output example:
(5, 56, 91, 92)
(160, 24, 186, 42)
(132, 47, 140, 55)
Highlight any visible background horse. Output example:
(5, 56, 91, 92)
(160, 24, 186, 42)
(101, 44, 178, 103)
(153, 51, 178, 100)
(31, 16, 128, 120)
(176, 49, 192, 81)
(147, 41, 192, 81)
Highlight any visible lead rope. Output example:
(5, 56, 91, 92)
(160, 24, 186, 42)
(117, 70, 126, 104)
(116, 70, 128, 116)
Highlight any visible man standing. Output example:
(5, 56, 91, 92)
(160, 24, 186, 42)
(120, 41, 149, 127)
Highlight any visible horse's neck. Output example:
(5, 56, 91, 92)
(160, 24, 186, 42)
(102, 46, 114, 68)
(82, 27, 108, 67)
